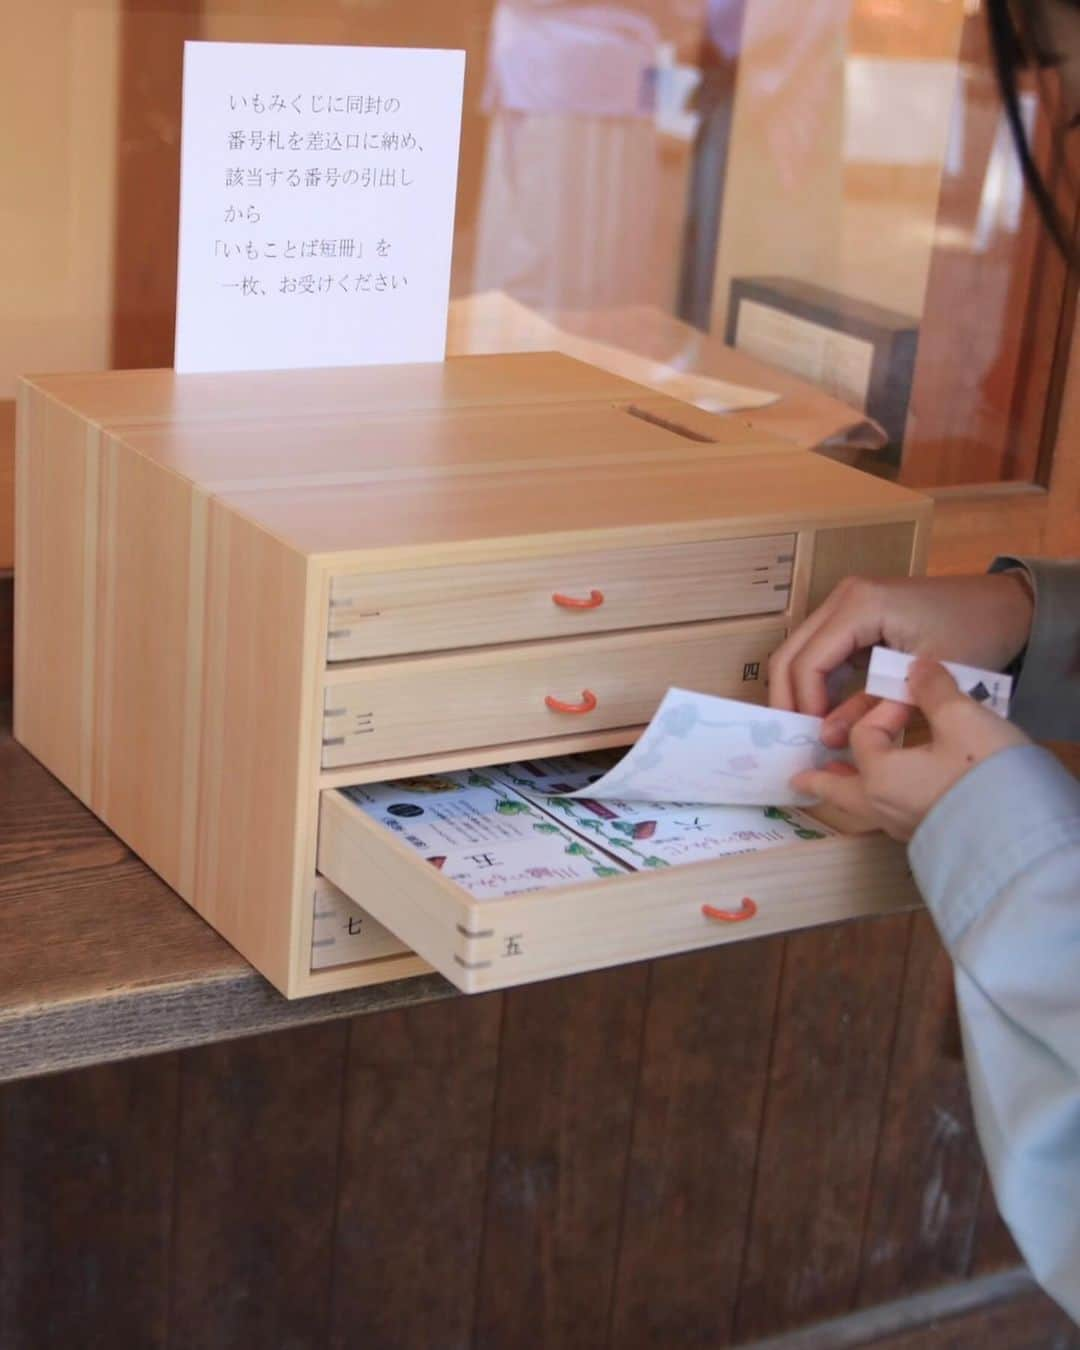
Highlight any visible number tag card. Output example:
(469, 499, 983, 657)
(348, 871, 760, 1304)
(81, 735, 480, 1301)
(865, 647, 1012, 718)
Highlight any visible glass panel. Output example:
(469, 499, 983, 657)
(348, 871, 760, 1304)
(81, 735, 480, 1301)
(1, 0, 1073, 568)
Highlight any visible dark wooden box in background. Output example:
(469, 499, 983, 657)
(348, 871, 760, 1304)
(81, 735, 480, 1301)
(727, 276, 919, 468)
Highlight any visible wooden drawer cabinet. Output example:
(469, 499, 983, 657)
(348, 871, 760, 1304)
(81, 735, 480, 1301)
(325, 534, 795, 660)
(321, 618, 785, 768)
(317, 788, 918, 992)
(15, 353, 931, 998)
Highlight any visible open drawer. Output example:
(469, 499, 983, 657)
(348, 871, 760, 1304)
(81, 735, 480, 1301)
(317, 785, 921, 994)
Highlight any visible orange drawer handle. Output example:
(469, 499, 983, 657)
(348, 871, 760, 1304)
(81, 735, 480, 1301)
(702, 898, 758, 923)
(552, 589, 605, 609)
(545, 689, 598, 715)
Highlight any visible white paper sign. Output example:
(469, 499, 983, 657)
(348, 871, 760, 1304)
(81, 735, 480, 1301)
(175, 41, 465, 373)
(560, 689, 846, 807)
(866, 646, 1012, 718)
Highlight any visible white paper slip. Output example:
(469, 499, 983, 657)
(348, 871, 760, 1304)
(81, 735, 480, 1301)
(490, 759, 836, 868)
(551, 689, 845, 807)
(310, 875, 413, 971)
(340, 772, 628, 900)
(865, 647, 1012, 718)
(175, 41, 465, 374)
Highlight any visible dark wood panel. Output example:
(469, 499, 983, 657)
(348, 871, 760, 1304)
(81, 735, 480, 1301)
(473, 965, 649, 1350)
(901, 14, 1063, 489)
(864, 1288, 1079, 1349)
(168, 1023, 348, 1349)
(0, 400, 12, 574)
(734, 1270, 1075, 1349)
(733, 916, 911, 1340)
(0, 1056, 177, 1349)
(856, 913, 984, 1303)
(111, 0, 203, 369)
(328, 996, 502, 1350)
(969, 1170, 1022, 1274)
(610, 942, 783, 1349)
(1, 572, 12, 701)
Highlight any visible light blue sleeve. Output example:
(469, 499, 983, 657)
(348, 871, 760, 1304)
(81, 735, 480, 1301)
(910, 744, 1080, 1321)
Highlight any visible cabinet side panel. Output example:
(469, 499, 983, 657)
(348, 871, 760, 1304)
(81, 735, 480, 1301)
(13, 387, 99, 802)
(91, 436, 200, 894)
(195, 502, 309, 992)
(807, 520, 918, 613)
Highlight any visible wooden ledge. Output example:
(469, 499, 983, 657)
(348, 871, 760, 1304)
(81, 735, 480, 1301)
(0, 707, 451, 1084)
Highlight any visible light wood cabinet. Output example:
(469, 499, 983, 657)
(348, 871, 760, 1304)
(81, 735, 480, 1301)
(15, 352, 931, 996)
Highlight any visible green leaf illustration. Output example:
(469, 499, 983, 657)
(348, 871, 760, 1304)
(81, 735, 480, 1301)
(495, 800, 531, 815)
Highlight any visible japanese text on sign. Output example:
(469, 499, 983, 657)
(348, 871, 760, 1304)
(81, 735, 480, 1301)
(175, 42, 465, 374)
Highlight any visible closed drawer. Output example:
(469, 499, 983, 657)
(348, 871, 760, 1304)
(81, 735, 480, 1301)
(316, 786, 920, 993)
(321, 617, 785, 769)
(326, 534, 795, 661)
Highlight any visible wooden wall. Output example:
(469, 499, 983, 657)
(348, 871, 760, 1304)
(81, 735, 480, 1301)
(3, 910, 1069, 1349)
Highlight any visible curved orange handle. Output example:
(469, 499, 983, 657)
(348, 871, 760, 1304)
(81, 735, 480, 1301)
(544, 689, 598, 715)
(552, 589, 605, 610)
(702, 898, 758, 923)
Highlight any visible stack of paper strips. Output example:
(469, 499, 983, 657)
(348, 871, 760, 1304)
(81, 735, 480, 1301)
(340, 752, 835, 902)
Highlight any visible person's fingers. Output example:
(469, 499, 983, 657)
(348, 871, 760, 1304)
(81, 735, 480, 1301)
(853, 697, 912, 740)
(848, 716, 898, 774)
(819, 760, 858, 777)
(790, 767, 871, 816)
(820, 692, 875, 747)
(906, 660, 966, 723)
(820, 692, 911, 748)
(768, 586, 847, 711)
(785, 590, 893, 717)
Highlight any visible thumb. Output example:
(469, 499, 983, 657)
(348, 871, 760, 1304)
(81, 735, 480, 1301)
(906, 659, 966, 722)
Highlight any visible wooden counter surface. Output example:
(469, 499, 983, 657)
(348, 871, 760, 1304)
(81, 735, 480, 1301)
(4, 680, 1076, 1087)
(0, 704, 451, 1083)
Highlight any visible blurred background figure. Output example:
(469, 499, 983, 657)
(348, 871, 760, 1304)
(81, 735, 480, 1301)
(471, 0, 666, 311)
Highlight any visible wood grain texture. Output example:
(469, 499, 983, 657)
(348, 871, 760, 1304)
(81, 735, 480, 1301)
(13, 388, 99, 800)
(169, 1023, 348, 1349)
(110, 0, 202, 370)
(328, 996, 502, 1350)
(0, 400, 12, 572)
(16, 356, 929, 999)
(856, 913, 984, 1305)
(737, 1270, 1075, 1350)
(319, 785, 922, 995)
(901, 14, 1063, 491)
(0, 1055, 177, 1349)
(609, 942, 783, 1349)
(863, 1294, 1079, 1350)
(733, 916, 912, 1340)
(807, 520, 917, 613)
(192, 494, 313, 991)
(0, 573, 11, 701)
(325, 533, 793, 662)
(321, 617, 783, 767)
(474, 966, 648, 1350)
(969, 1172, 1023, 1276)
(0, 713, 451, 1084)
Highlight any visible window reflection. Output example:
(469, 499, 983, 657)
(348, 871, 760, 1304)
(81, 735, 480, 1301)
(0, 0, 1071, 533)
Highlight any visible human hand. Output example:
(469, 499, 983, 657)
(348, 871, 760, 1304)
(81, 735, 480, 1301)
(769, 573, 1034, 747)
(790, 660, 1031, 841)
